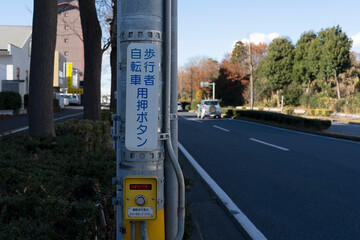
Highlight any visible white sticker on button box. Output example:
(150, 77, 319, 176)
(128, 207, 154, 217)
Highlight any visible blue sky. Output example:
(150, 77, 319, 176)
(2, 0, 360, 94)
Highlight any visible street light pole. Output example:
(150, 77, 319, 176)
(212, 82, 215, 99)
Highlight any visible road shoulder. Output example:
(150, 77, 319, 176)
(179, 150, 247, 240)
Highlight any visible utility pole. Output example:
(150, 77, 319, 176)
(112, 0, 184, 240)
(249, 43, 254, 110)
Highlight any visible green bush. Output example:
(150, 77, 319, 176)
(0, 92, 21, 110)
(0, 134, 115, 239)
(283, 83, 302, 106)
(221, 107, 235, 117)
(190, 99, 201, 110)
(234, 110, 331, 131)
(55, 119, 112, 153)
(283, 108, 294, 115)
(101, 109, 113, 125)
(181, 101, 190, 111)
(24, 94, 29, 108)
(306, 109, 333, 117)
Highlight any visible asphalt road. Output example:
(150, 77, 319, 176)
(0, 106, 83, 134)
(178, 112, 360, 240)
(329, 122, 360, 136)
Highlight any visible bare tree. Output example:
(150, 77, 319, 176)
(28, 0, 58, 136)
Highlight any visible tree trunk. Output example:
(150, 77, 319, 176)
(28, 0, 58, 137)
(276, 89, 280, 107)
(249, 43, 254, 110)
(110, 0, 117, 111)
(79, 0, 102, 120)
(306, 80, 310, 94)
(335, 69, 341, 99)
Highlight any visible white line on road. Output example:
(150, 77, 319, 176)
(213, 125, 230, 132)
(1, 112, 83, 136)
(179, 142, 267, 240)
(249, 138, 290, 151)
(235, 119, 360, 145)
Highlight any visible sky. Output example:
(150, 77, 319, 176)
(2, 0, 360, 95)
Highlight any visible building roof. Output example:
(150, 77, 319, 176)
(0, 26, 32, 50)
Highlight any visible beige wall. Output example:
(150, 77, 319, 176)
(56, 1, 84, 81)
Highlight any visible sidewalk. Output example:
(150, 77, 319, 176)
(179, 150, 247, 240)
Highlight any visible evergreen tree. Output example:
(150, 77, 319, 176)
(318, 26, 352, 99)
(262, 37, 295, 105)
(231, 41, 247, 64)
(293, 31, 317, 93)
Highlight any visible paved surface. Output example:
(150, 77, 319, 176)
(0, 107, 83, 134)
(179, 112, 360, 240)
(328, 121, 360, 136)
(179, 150, 246, 240)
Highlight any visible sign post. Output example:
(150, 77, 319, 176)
(112, 0, 184, 240)
(200, 81, 216, 99)
(125, 44, 160, 151)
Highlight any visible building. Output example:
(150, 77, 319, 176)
(56, 0, 84, 82)
(0, 26, 32, 94)
(0, 64, 5, 92)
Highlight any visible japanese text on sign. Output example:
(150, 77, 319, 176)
(125, 43, 160, 151)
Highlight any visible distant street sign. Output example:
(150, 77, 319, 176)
(200, 81, 210, 87)
(68, 88, 83, 94)
(125, 43, 160, 151)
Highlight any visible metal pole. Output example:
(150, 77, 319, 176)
(115, 1, 124, 240)
(164, 0, 178, 237)
(114, 0, 165, 239)
(212, 83, 215, 99)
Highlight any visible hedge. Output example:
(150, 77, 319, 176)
(233, 110, 331, 131)
(0, 120, 115, 239)
(55, 119, 112, 153)
(0, 92, 21, 110)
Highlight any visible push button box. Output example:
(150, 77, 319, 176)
(124, 175, 157, 220)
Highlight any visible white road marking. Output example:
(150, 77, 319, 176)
(213, 125, 230, 132)
(179, 143, 267, 240)
(249, 138, 289, 151)
(232, 119, 360, 145)
(1, 112, 83, 136)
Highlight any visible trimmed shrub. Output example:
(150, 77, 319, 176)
(0, 92, 21, 110)
(190, 99, 201, 110)
(0, 134, 115, 239)
(181, 101, 190, 111)
(24, 94, 29, 108)
(101, 109, 113, 125)
(234, 110, 331, 131)
(55, 119, 112, 153)
(307, 109, 333, 117)
(221, 108, 235, 117)
(283, 108, 294, 115)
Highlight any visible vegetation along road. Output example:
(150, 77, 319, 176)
(178, 111, 360, 240)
